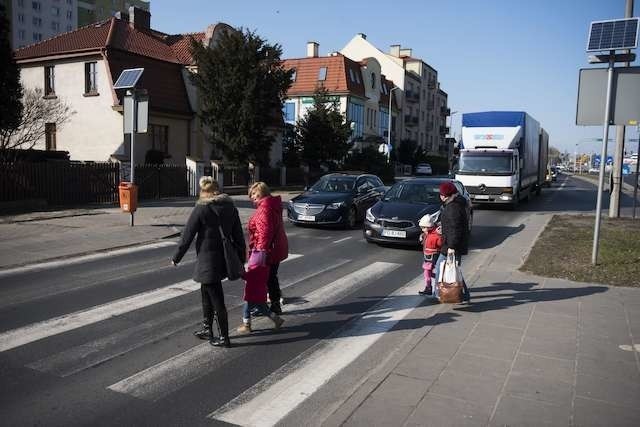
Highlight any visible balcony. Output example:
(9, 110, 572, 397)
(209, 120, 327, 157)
(440, 107, 451, 117)
(427, 80, 436, 90)
(439, 125, 450, 136)
(405, 90, 420, 103)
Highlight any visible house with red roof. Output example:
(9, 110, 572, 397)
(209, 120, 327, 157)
(13, 6, 233, 165)
(282, 41, 400, 152)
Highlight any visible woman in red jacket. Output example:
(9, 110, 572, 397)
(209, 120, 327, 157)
(237, 182, 289, 333)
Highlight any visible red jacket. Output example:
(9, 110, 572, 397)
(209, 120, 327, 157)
(247, 195, 289, 264)
(423, 227, 443, 256)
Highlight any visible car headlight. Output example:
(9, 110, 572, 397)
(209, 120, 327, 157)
(365, 208, 376, 222)
(327, 202, 344, 209)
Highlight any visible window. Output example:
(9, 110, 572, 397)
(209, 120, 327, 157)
(67, 25, 72, 31)
(349, 68, 355, 83)
(18, 14, 25, 23)
(66, 10, 72, 19)
(18, 0, 24, 6)
(32, 1, 41, 11)
(33, 32, 42, 41)
(52, 6, 60, 16)
(370, 72, 376, 89)
(84, 62, 98, 93)
(354, 71, 360, 84)
(290, 68, 296, 82)
(149, 124, 169, 154)
(282, 102, 295, 124)
(67, 0, 72, 3)
(347, 101, 364, 137)
(45, 123, 57, 150)
(18, 30, 25, 40)
(318, 67, 327, 81)
(32, 17, 42, 26)
(44, 65, 55, 95)
(51, 21, 60, 30)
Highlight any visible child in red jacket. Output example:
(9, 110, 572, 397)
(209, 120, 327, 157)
(418, 213, 443, 296)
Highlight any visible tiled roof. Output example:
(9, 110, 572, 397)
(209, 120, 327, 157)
(283, 54, 365, 98)
(14, 18, 199, 65)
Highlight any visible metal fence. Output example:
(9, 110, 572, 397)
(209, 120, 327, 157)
(135, 165, 191, 199)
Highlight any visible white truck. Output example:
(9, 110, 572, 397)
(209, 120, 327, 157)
(455, 111, 548, 207)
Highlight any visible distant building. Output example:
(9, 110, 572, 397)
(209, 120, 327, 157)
(282, 41, 399, 152)
(14, 6, 231, 164)
(4, 0, 150, 49)
(341, 33, 450, 157)
(77, 0, 149, 27)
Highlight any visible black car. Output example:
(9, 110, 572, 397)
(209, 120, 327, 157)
(287, 173, 386, 228)
(364, 177, 473, 246)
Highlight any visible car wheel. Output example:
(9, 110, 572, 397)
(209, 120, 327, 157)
(346, 206, 357, 229)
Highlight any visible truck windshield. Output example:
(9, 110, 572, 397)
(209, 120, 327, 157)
(458, 153, 513, 174)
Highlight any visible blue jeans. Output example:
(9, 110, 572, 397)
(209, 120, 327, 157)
(243, 302, 271, 321)
(434, 253, 470, 301)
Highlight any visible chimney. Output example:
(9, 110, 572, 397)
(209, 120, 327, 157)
(129, 6, 151, 30)
(357, 33, 367, 39)
(307, 41, 319, 58)
(399, 48, 412, 57)
(389, 44, 400, 57)
(114, 10, 129, 21)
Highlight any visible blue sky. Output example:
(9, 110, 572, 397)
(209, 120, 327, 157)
(151, 0, 637, 155)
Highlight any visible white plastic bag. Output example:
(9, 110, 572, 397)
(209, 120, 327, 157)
(437, 253, 465, 303)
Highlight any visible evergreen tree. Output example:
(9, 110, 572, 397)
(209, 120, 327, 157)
(190, 28, 292, 166)
(295, 87, 352, 169)
(0, 2, 23, 134)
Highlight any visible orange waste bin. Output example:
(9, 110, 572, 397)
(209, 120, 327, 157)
(118, 182, 138, 213)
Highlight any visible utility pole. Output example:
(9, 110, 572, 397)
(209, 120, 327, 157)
(610, 0, 634, 217)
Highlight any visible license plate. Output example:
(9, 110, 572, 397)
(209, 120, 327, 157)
(474, 195, 490, 200)
(381, 229, 406, 238)
(298, 215, 315, 221)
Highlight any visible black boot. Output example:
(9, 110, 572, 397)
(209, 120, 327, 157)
(193, 321, 213, 340)
(270, 302, 283, 315)
(210, 335, 231, 348)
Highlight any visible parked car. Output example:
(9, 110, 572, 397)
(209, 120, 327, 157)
(364, 177, 473, 246)
(415, 163, 433, 175)
(287, 173, 386, 228)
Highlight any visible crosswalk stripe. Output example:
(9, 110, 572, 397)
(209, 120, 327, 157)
(107, 261, 401, 401)
(0, 254, 303, 353)
(26, 306, 200, 377)
(26, 256, 347, 377)
(209, 275, 425, 426)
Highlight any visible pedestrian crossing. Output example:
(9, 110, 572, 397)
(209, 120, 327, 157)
(0, 246, 427, 425)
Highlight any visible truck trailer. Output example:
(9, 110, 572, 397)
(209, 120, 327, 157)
(455, 111, 548, 207)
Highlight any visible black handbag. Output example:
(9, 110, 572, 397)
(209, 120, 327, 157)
(210, 207, 245, 281)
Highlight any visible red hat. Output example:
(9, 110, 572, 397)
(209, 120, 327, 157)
(439, 181, 457, 197)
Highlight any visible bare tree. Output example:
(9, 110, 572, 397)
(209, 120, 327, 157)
(0, 88, 75, 155)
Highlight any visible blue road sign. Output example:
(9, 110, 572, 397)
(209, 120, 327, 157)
(606, 155, 613, 165)
(623, 164, 631, 175)
(593, 155, 601, 166)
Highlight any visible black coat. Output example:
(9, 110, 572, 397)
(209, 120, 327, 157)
(440, 194, 469, 255)
(172, 194, 246, 283)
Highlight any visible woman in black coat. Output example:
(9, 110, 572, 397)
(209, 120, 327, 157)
(172, 176, 246, 348)
(435, 181, 470, 302)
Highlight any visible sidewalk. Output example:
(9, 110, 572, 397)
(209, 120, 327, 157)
(326, 213, 640, 427)
(0, 192, 296, 270)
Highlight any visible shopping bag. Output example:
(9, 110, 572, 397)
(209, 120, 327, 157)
(437, 253, 464, 303)
(243, 265, 269, 303)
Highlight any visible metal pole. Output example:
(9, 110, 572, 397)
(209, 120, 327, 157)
(592, 55, 616, 265)
(610, 0, 634, 217)
(387, 87, 398, 163)
(634, 125, 640, 219)
(130, 90, 137, 227)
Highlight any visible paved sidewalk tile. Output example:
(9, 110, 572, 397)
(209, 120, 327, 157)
(503, 371, 573, 407)
(575, 373, 640, 409)
(405, 393, 492, 427)
(489, 395, 570, 427)
(511, 353, 574, 384)
(573, 396, 640, 427)
(429, 371, 504, 407)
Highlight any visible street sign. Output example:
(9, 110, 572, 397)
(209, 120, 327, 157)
(576, 67, 640, 125)
(606, 155, 613, 165)
(623, 164, 631, 175)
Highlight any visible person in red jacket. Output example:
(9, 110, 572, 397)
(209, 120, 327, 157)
(418, 213, 443, 296)
(246, 181, 289, 314)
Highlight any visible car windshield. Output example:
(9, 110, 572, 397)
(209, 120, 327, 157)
(310, 176, 355, 193)
(458, 152, 513, 174)
(383, 182, 441, 203)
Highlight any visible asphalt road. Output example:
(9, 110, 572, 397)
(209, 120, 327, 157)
(0, 174, 609, 426)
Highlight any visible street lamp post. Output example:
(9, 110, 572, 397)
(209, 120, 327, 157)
(387, 86, 400, 163)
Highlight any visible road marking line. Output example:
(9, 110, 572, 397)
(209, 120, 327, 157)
(0, 241, 178, 278)
(209, 275, 425, 426)
(0, 254, 303, 353)
(107, 261, 401, 401)
(332, 237, 352, 244)
(29, 256, 345, 377)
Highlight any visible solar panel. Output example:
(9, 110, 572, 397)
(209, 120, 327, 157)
(113, 68, 144, 90)
(587, 18, 639, 52)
